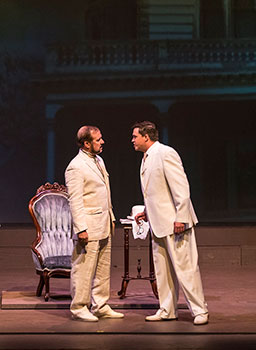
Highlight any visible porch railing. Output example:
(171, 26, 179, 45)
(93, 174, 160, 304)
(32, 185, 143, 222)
(46, 39, 256, 74)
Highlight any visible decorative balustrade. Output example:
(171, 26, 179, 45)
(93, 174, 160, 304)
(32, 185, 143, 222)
(46, 41, 158, 73)
(46, 39, 256, 74)
(164, 40, 256, 65)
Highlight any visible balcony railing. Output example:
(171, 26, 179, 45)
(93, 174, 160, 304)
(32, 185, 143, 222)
(46, 39, 256, 75)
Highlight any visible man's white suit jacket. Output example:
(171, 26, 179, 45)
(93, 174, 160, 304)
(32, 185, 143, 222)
(140, 141, 198, 238)
(65, 149, 115, 241)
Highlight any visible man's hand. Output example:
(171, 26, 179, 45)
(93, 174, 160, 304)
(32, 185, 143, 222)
(135, 211, 148, 225)
(174, 222, 185, 235)
(78, 230, 88, 247)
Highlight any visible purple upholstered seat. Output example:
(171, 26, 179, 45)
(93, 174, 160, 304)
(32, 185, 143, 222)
(29, 183, 74, 301)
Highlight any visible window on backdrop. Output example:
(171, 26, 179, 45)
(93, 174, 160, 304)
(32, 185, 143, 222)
(84, 0, 137, 40)
(231, 0, 256, 38)
(200, 0, 225, 38)
(200, 0, 256, 39)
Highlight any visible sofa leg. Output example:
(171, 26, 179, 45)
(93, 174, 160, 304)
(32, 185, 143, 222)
(43, 270, 50, 302)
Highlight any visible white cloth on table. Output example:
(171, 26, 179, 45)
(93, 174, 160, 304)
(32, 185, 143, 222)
(120, 205, 149, 240)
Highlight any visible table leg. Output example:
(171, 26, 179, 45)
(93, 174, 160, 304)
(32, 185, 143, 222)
(118, 226, 158, 299)
(118, 226, 130, 298)
(118, 279, 130, 299)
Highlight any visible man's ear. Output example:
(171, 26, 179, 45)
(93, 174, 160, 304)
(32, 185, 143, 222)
(83, 140, 91, 150)
(144, 134, 149, 142)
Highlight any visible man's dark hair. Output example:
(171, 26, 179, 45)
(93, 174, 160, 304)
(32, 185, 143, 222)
(77, 125, 99, 147)
(132, 121, 159, 141)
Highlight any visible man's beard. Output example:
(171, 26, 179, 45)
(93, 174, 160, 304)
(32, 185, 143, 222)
(91, 144, 102, 155)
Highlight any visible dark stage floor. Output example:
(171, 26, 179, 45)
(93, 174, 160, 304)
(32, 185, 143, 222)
(0, 225, 256, 349)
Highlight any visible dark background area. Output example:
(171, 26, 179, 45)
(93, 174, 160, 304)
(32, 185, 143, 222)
(0, 1, 256, 223)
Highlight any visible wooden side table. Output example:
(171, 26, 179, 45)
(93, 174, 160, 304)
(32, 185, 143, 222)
(118, 224, 158, 299)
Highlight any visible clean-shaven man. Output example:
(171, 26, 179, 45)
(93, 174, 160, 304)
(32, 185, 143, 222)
(131, 121, 208, 325)
(65, 125, 124, 322)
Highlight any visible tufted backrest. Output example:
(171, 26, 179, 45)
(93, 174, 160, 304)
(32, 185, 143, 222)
(30, 190, 73, 264)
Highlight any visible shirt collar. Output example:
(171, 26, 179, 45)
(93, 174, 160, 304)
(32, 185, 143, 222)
(81, 148, 96, 159)
(145, 141, 159, 157)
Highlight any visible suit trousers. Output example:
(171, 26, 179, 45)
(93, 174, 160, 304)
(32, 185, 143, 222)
(152, 228, 208, 318)
(70, 235, 111, 315)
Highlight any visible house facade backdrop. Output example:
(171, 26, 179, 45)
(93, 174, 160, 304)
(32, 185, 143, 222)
(0, 0, 256, 223)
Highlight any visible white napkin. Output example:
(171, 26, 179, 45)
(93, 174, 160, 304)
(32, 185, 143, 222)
(120, 205, 149, 240)
(131, 220, 149, 240)
(131, 205, 149, 240)
(119, 218, 133, 225)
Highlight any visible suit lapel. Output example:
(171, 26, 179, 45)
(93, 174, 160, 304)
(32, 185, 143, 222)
(140, 143, 159, 196)
(140, 142, 159, 196)
(79, 150, 106, 183)
(141, 155, 152, 194)
(95, 156, 108, 183)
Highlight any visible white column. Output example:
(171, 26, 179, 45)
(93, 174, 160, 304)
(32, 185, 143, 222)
(151, 100, 175, 145)
(45, 103, 63, 182)
(223, 0, 232, 38)
(227, 141, 238, 211)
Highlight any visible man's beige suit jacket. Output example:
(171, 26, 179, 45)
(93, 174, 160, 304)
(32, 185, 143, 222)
(140, 141, 198, 238)
(65, 149, 115, 241)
